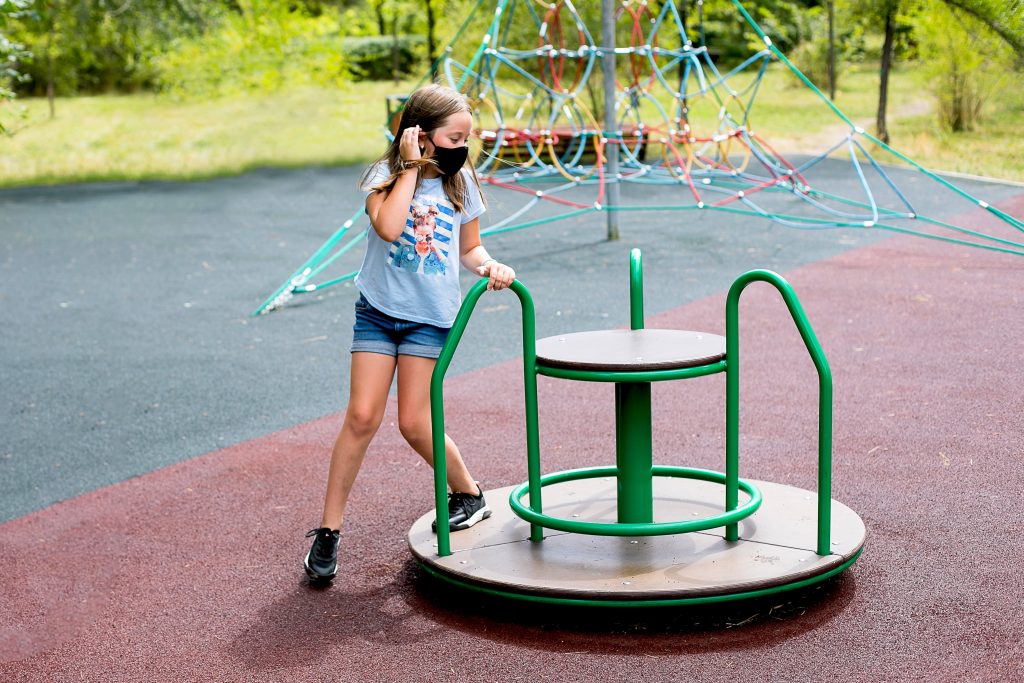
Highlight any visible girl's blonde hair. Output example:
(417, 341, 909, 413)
(360, 83, 484, 214)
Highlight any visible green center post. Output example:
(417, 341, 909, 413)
(615, 248, 654, 522)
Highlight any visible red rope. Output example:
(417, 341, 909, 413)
(483, 177, 592, 209)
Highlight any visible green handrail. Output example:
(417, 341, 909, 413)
(629, 247, 644, 330)
(430, 278, 540, 557)
(725, 270, 833, 555)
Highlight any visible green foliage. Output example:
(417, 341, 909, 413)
(343, 35, 424, 81)
(786, 8, 842, 92)
(1, 0, 31, 91)
(153, 0, 351, 98)
(839, 0, 919, 61)
(1, 0, 31, 132)
(8, 0, 215, 96)
(917, 0, 1015, 131)
(697, 0, 822, 63)
(940, 0, 1024, 57)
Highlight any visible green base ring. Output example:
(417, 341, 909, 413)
(509, 466, 762, 537)
(416, 545, 863, 608)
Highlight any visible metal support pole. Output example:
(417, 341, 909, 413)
(629, 248, 644, 330)
(601, 0, 620, 241)
(615, 382, 653, 523)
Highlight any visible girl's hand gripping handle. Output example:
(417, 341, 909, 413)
(475, 259, 516, 291)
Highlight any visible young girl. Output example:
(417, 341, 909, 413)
(304, 84, 515, 584)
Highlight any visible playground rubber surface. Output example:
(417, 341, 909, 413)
(1, 169, 1023, 681)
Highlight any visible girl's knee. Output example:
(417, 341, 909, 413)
(345, 405, 384, 439)
(398, 416, 429, 446)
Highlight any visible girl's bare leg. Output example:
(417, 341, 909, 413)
(395, 354, 479, 495)
(319, 352, 397, 530)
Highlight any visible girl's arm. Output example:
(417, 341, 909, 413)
(366, 125, 422, 242)
(460, 217, 516, 291)
(366, 172, 415, 243)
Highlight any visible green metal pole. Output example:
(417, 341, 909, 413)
(517, 281, 544, 543)
(615, 382, 654, 523)
(617, 248, 652, 522)
(430, 278, 539, 556)
(629, 248, 644, 330)
(431, 372, 451, 557)
(431, 279, 489, 557)
(725, 296, 741, 542)
(726, 270, 833, 554)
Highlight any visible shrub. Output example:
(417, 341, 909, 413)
(917, 0, 1014, 132)
(342, 35, 424, 81)
(782, 6, 853, 94)
(788, 36, 840, 92)
(153, 0, 350, 99)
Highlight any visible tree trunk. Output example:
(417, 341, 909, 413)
(374, 1, 386, 36)
(678, 0, 688, 90)
(827, 0, 836, 100)
(391, 13, 400, 84)
(876, 3, 897, 144)
(426, 0, 437, 79)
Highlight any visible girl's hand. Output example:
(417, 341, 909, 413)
(400, 125, 423, 161)
(476, 260, 516, 291)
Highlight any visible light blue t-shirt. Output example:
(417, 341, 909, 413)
(355, 163, 486, 327)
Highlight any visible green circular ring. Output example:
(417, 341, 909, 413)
(536, 359, 726, 383)
(508, 466, 762, 537)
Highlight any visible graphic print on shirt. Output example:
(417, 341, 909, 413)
(387, 199, 454, 275)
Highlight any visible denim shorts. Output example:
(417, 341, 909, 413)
(350, 294, 450, 359)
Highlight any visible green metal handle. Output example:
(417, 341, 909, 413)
(430, 278, 539, 557)
(629, 248, 644, 330)
(725, 270, 833, 555)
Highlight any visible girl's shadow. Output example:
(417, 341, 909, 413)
(228, 557, 857, 673)
(226, 561, 446, 673)
(413, 561, 858, 655)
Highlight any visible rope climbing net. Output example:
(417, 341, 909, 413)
(255, 0, 1024, 315)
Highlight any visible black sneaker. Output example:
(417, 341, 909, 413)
(432, 488, 492, 532)
(303, 527, 340, 583)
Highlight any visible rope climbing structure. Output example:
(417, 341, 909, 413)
(254, 0, 1024, 315)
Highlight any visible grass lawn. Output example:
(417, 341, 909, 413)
(0, 63, 1021, 187)
(0, 80, 421, 187)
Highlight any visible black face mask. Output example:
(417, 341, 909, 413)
(430, 137, 469, 176)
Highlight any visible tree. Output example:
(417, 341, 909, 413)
(921, 0, 1016, 130)
(850, 0, 1022, 144)
(941, 0, 1024, 57)
(1, 0, 32, 133)
(844, 0, 914, 144)
(425, 0, 437, 78)
(8, 0, 218, 108)
(827, 0, 836, 99)
(877, 0, 900, 144)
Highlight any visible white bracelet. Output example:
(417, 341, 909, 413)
(481, 258, 497, 268)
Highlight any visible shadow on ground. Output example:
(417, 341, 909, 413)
(229, 557, 856, 672)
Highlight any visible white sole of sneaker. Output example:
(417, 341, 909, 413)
(451, 505, 492, 531)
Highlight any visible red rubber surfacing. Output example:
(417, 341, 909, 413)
(2, 195, 1022, 681)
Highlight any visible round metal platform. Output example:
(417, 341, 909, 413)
(409, 476, 865, 606)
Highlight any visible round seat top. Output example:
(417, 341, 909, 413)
(535, 328, 726, 373)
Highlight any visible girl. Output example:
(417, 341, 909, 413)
(304, 84, 515, 584)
